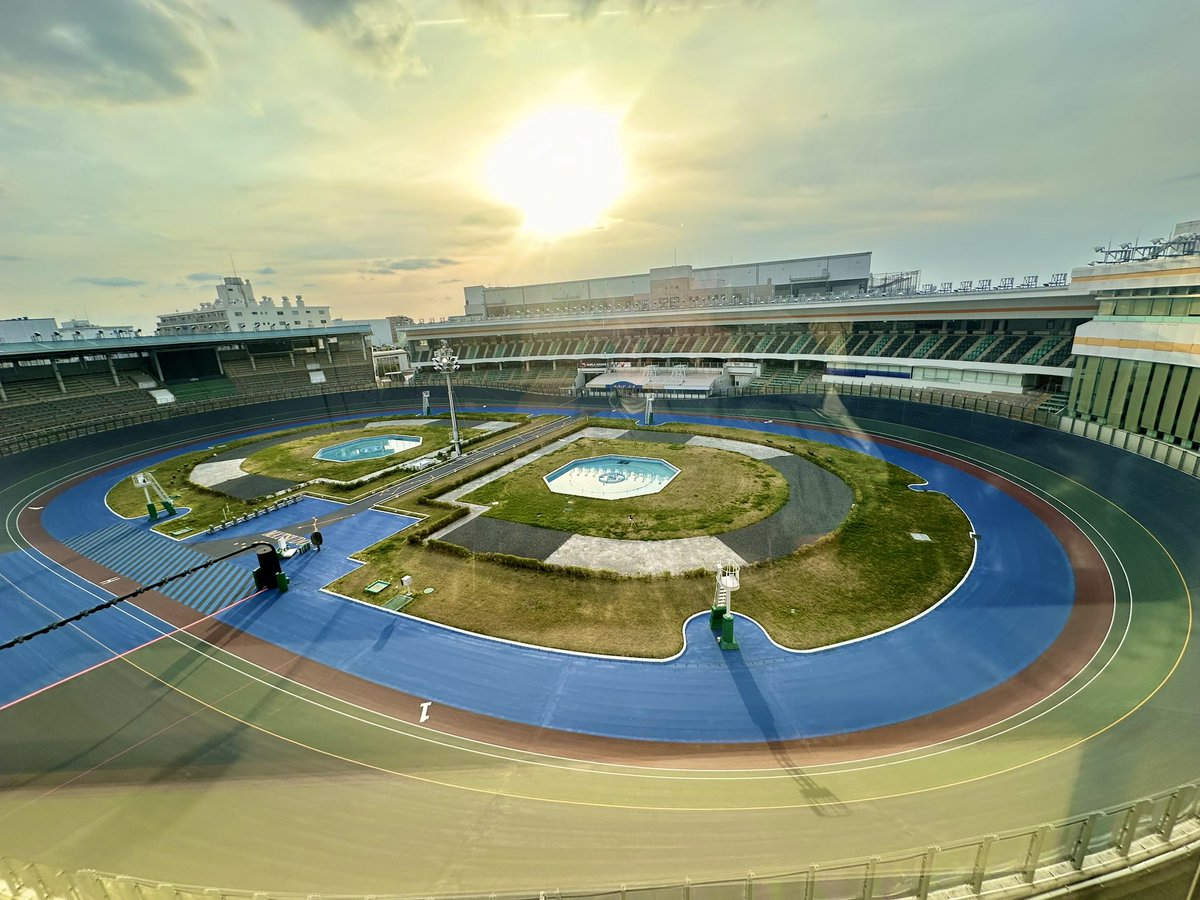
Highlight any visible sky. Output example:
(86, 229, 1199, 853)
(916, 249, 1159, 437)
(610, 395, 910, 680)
(0, 0, 1197, 332)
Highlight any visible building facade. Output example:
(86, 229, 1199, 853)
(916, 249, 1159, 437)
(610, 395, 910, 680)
(157, 277, 332, 335)
(462, 253, 875, 320)
(1066, 222, 1200, 448)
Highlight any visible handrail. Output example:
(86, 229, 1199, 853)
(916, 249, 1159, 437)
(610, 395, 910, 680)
(1, 779, 1197, 898)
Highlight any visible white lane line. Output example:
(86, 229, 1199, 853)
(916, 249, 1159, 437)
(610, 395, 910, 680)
(1, 411, 1155, 788)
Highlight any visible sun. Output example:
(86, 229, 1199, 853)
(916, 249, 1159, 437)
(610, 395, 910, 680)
(485, 104, 626, 238)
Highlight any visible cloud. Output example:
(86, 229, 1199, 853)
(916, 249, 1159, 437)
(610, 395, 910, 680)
(186, 271, 224, 282)
(457, 0, 716, 25)
(272, 0, 421, 77)
(257, 266, 277, 274)
(72, 276, 146, 287)
(0, 0, 215, 105)
(0, 254, 24, 262)
(439, 277, 463, 284)
(365, 257, 459, 274)
(274, 0, 693, 75)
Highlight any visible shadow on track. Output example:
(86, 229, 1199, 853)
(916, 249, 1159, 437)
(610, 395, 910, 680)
(717, 619, 851, 817)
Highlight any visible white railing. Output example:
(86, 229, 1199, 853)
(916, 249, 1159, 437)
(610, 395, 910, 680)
(3, 781, 1197, 899)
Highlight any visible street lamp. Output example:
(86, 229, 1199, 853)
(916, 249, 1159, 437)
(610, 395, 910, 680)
(431, 340, 462, 458)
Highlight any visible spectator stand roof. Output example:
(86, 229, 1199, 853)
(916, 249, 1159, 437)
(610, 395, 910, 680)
(0, 324, 372, 364)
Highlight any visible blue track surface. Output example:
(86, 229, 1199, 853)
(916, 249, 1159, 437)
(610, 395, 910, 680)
(7, 410, 1077, 742)
(64, 522, 255, 615)
(0, 550, 171, 708)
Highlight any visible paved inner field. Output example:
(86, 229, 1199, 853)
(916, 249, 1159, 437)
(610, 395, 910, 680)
(0, 393, 1193, 896)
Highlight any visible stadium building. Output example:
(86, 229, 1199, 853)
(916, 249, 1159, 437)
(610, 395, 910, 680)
(400, 219, 1200, 451)
(0, 325, 375, 450)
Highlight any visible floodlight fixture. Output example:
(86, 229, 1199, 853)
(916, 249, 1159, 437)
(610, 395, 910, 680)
(432, 340, 462, 457)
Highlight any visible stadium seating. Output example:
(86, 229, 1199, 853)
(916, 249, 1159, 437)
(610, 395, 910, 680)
(167, 376, 237, 402)
(412, 321, 1079, 379)
(0, 371, 162, 444)
(0, 346, 378, 452)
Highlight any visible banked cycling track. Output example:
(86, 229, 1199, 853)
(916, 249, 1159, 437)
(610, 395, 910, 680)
(0, 388, 1195, 896)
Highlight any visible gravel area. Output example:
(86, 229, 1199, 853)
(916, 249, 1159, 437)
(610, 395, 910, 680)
(190, 458, 251, 487)
(211, 472, 296, 502)
(545, 534, 747, 577)
(442, 516, 574, 560)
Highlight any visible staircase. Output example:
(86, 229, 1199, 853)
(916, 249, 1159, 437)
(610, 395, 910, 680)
(65, 522, 256, 615)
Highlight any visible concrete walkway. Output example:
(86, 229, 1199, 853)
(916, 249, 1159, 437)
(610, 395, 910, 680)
(545, 534, 747, 576)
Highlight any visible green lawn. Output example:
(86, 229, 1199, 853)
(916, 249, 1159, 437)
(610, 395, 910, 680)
(104, 414, 541, 533)
(460, 438, 789, 540)
(334, 424, 974, 656)
(238, 422, 454, 483)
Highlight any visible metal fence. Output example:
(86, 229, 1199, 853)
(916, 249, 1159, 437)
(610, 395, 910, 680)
(0, 382, 379, 458)
(2, 781, 1198, 899)
(5, 379, 1198, 483)
(1057, 414, 1200, 480)
(726, 380, 1200, 482)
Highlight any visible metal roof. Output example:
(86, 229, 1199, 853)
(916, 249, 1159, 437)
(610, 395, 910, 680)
(0, 324, 370, 361)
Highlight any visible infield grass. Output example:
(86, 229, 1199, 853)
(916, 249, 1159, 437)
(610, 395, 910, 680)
(238, 422, 453, 483)
(334, 423, 973, 655)
(461, 438, 789, 540)
(104, 414, 540, 534)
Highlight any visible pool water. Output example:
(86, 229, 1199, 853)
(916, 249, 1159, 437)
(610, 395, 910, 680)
(314, 434, 422, 462)
(544, 455, 680, 500)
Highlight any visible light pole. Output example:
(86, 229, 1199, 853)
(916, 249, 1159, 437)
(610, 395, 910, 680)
(432, 340, 462, 458)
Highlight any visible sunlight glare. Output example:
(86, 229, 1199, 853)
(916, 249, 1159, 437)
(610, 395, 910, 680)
(486, 105, 626, 238)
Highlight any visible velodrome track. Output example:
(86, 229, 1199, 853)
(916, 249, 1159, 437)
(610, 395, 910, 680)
(0, 388, 1195, 896)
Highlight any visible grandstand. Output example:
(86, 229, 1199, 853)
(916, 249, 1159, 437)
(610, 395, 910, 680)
(393, 220, 1200, 454)
(0, 325, 376, 453)
(404, 273, 1091, 402)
